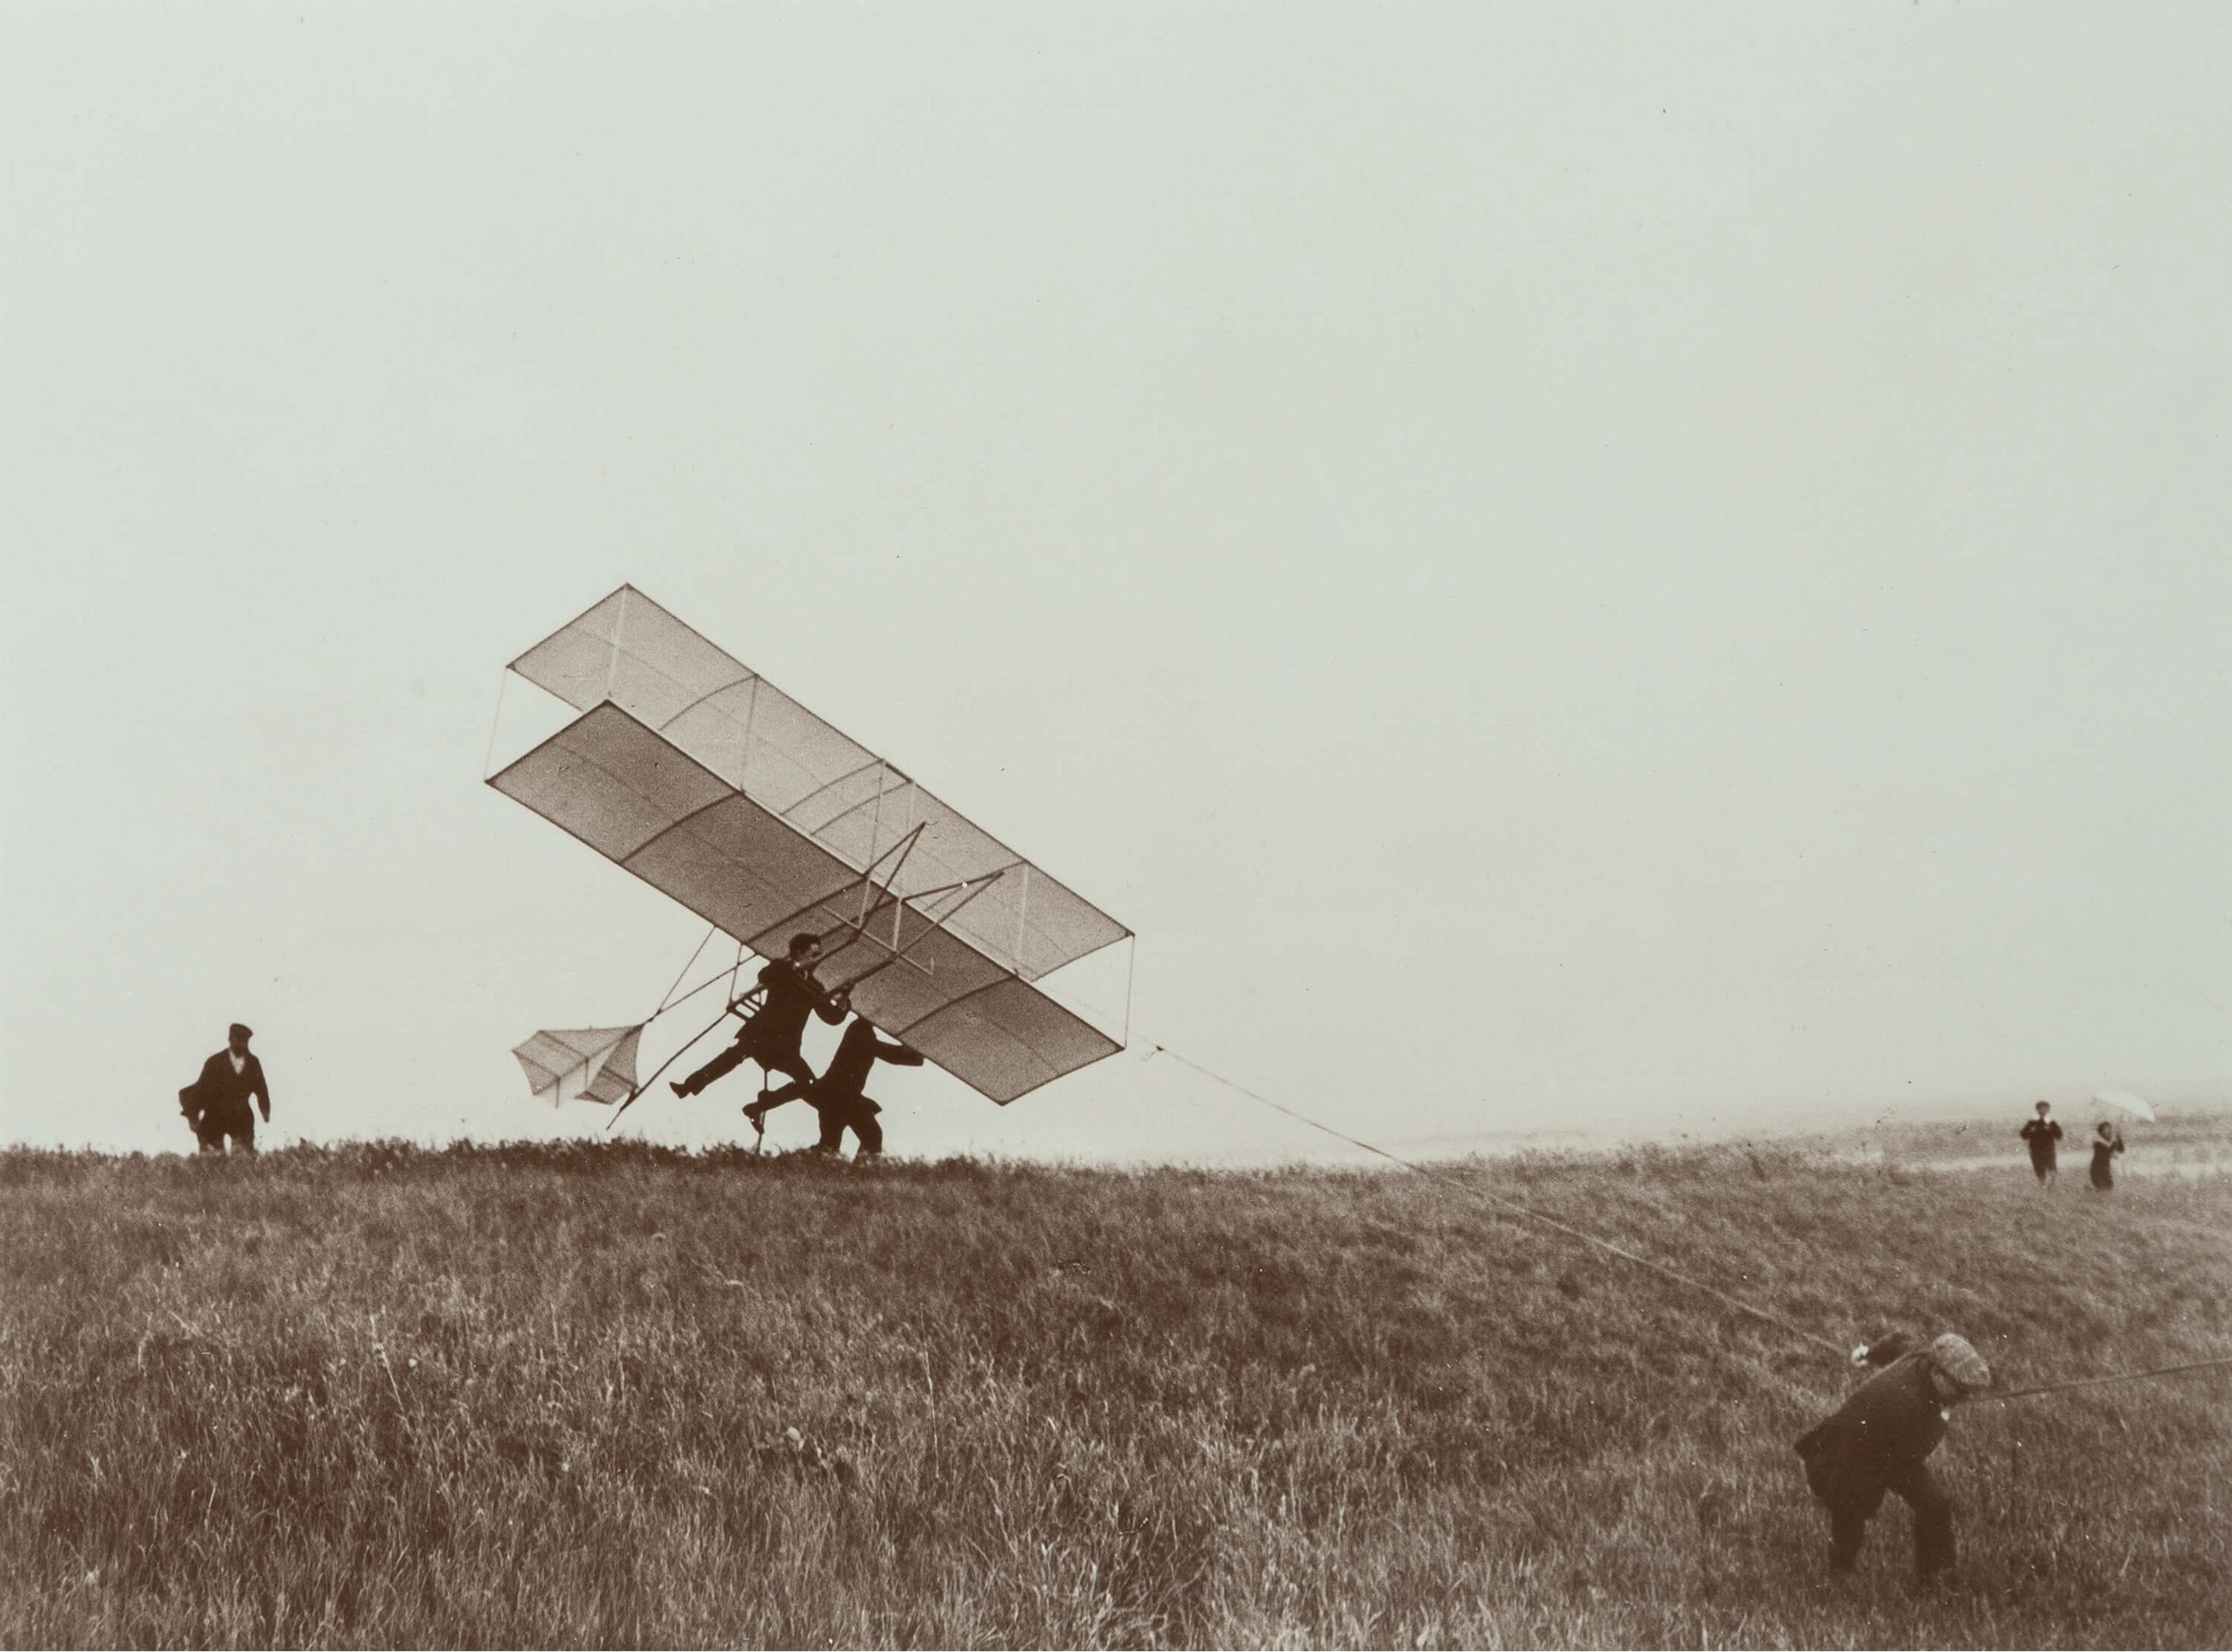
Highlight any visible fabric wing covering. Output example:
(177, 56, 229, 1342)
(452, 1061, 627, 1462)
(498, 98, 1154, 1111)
(489, 586, 1129, 1104)
(513, 1026, 644, 1108)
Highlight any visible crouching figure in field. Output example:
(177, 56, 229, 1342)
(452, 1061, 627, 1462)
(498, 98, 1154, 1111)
(1794, 1331, 1992, 1581)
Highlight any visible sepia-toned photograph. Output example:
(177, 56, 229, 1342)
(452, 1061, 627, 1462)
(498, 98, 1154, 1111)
(2, 3, 2227, 1647)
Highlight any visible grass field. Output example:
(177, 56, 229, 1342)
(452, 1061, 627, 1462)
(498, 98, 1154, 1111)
(2, 1137, 2227, 1648)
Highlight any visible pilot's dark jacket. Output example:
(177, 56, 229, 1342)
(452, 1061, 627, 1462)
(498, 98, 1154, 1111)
(747, 958, 846, 1051)
(675, 958, 847, 1097)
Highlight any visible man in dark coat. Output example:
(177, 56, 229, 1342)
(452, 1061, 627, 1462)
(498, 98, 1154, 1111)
(1794, 1332, 1992, 1580)
(669, 934, 847, 1102)
(180, 1023, 272, 1155)
(2018, 1101, 2063, 1186)
(773, 1014, 926, 1159)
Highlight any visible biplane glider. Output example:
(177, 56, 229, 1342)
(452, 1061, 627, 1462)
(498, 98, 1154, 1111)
(487, 585, 1132, 1116)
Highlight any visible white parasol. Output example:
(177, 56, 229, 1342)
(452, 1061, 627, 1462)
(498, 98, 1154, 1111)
(2091, 1090, 2157, 1122)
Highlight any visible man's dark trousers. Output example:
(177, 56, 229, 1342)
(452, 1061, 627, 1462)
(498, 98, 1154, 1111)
(676, 1030, 814, 1096)
(814, 1095, 883, 1154)
(1808, 1451, 1955, 1575)
(194, 1101, 257, 1156)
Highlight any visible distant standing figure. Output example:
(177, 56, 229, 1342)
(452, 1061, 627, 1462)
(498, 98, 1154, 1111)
(2088, 1122, 2124, 1192)
(2018, 1101, 2062, 1187)
(1795, 1332, 1992, 1581)
(180, 1023, 271, 1156)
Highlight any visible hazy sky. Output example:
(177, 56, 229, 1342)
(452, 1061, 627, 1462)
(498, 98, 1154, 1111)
(4, 3, 2227, 1163)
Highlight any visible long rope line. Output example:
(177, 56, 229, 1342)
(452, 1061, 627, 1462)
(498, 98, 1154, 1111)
(1148, 1044, 1849, 1359)
(1146, 1043, 2232, 1404)
(1995, 1358, 2232, 1403)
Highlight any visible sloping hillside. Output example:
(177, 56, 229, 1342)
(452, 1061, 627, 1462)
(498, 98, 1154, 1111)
(2, 1143, 2226, 1648)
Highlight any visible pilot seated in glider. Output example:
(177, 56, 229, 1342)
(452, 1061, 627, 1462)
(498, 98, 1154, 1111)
(1794, 1331, 1992, 1582)
(753, 1013, 924, 1159)
(670, 933, 847, 1102)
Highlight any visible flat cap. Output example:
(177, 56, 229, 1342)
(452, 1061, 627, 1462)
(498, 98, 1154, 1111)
(1930, 1333, 1992, 1392)
(229, 1023, 254, 1040)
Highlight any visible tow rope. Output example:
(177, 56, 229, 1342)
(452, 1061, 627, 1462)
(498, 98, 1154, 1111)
(1148, 1045, 2232, 1404)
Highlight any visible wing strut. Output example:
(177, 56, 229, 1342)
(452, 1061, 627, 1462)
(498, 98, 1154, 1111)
(814, 823, 929, 973)
(745, 823, 927, 968)
(832, 867, 1010, 994)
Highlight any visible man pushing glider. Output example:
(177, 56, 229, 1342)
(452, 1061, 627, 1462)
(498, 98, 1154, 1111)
(670, 934, 848, 1103)
(747, 1012, 925, 1159)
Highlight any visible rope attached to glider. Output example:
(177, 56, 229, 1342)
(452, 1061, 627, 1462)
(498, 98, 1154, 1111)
(1147, 1043, 1848, 1359)
(1993, 1357, 2232, 1403)
(1146, 1043, 2232, 1402)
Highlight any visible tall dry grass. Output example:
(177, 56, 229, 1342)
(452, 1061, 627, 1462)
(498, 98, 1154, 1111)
(2, 1139, 2227, 1647)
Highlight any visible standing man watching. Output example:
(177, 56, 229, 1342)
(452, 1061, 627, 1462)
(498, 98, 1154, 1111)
(180, 1023, 272, 1156)
(2018, 1100, 2063, 1188)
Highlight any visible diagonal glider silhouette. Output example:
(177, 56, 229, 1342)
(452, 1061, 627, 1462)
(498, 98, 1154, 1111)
(489, 585, 1132, 1112)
